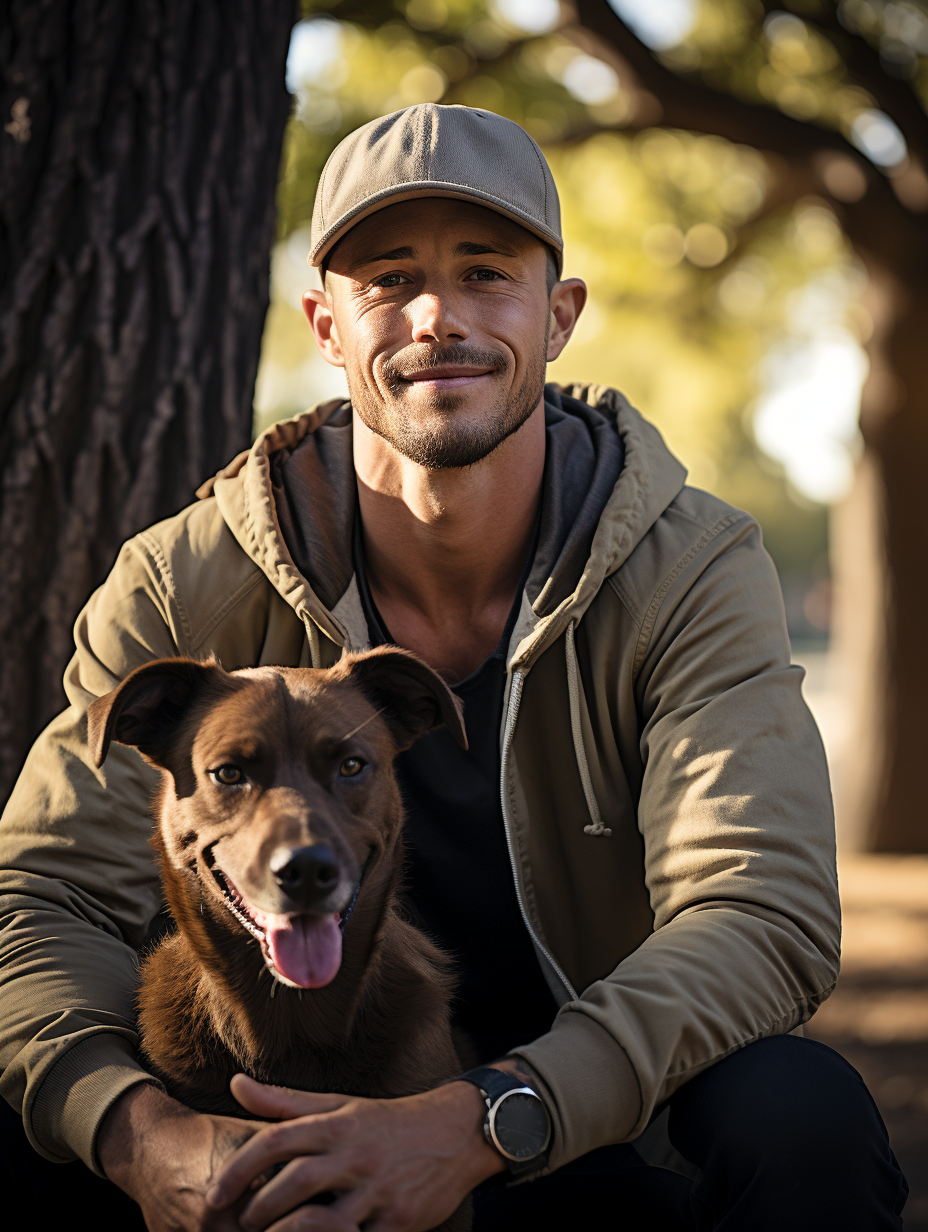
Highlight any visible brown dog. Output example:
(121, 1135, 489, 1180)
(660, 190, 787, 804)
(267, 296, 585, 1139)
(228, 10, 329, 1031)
(88, 647, 471, 1227)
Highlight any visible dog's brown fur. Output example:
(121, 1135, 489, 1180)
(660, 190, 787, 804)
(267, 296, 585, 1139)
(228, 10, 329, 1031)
(89, 649, 472, 1227)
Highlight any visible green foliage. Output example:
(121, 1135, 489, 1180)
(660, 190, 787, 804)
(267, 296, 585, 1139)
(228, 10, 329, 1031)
(259, 0, 873, 631)
(672, 0, 928, 124)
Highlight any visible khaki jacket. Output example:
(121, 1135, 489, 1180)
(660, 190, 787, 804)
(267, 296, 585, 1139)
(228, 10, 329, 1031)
(0, 386, 839, 1174)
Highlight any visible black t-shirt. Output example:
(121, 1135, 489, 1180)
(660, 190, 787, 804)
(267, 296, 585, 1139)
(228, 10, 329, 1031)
(353, 518, 558, 1064)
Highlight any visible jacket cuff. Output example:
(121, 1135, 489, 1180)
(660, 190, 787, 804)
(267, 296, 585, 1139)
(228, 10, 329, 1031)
(512, 1006, 642, 1170)
(28, 1034, 163, 1175)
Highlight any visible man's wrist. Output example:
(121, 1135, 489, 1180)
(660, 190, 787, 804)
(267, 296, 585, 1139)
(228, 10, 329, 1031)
(97, 1082, 184, 1189)
(434, 1079, 506, 1186)
(455, 1058, 551, 1180)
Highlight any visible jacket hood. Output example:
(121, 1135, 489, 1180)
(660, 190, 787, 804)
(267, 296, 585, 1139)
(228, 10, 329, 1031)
(200, 384, 687, 672)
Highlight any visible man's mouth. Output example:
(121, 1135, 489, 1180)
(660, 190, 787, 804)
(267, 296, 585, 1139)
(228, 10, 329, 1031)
(398, 365, 495, 387)
(209, 863, 344, 990)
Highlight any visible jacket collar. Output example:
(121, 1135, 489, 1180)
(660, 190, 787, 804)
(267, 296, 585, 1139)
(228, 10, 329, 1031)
(200, 386, 687, 670)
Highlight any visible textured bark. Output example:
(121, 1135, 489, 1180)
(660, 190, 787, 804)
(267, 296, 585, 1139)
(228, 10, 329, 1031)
(0, 0, 296, 802)
(571, 0, 928, 852)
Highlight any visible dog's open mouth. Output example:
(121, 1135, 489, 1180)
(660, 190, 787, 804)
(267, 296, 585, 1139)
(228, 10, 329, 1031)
(209, 863, 344, 990)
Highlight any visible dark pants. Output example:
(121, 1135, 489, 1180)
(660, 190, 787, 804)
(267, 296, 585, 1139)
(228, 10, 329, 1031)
(0, 1037, 907, 1231)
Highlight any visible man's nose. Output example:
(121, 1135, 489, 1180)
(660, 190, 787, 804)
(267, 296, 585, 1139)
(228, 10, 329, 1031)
(407, 288, 469, 344)
(270, 844, 341, 911)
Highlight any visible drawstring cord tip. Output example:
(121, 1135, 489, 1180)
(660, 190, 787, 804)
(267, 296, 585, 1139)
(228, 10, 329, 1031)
(583, 822, 612, 837)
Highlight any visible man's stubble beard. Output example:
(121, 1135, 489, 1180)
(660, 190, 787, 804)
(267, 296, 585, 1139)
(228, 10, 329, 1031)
(347, 341, 548, 471)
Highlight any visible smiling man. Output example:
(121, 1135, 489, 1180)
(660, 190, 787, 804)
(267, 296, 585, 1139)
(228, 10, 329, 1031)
(0, 105, 906, 1231)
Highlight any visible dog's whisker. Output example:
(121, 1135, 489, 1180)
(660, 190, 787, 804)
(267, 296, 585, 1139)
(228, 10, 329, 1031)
(339, 707, 386, 742)
(270, 980, 277, 999)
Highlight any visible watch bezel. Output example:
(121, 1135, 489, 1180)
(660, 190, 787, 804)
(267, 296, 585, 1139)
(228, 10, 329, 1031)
(485, 1085, 551, 1163)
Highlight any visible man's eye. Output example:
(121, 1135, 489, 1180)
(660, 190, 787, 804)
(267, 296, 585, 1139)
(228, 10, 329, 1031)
(339, 757, 366, 778)
(210, 765, 244, 786)
(469, 268, 503, 281)
(374, 273, 408, 288)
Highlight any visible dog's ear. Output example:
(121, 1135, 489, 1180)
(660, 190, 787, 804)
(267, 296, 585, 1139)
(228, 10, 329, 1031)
(87, 657, 228, 769)
(342, 647, 467, 752)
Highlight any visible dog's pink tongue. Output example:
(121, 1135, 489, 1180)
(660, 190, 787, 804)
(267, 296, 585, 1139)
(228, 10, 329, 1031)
(259, 913, 343, 988)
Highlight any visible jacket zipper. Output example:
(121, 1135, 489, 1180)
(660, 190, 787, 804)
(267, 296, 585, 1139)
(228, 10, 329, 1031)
(500, 669, 577, 1003)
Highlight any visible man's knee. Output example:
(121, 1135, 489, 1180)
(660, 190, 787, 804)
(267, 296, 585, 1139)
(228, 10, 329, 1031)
(668, 1035, 889, 1168)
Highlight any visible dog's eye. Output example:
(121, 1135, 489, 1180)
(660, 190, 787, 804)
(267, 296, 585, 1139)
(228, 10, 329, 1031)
(211, 765, 243, 786)
(339, 757, 365, 778)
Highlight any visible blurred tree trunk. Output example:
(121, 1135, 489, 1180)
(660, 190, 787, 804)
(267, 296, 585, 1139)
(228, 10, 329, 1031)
(0, 0, 296, 804)
(854, 268, 928, 850)
(572, 0, 928, 852)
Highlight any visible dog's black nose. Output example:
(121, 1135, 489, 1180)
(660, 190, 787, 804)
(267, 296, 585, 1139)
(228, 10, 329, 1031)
(270, 844, 341, 910)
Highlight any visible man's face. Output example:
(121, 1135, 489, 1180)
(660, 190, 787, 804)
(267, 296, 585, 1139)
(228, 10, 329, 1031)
(312, 198, 555, 470)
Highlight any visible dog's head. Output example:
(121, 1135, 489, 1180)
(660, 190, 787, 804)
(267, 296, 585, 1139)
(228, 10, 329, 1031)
(87, 647, 465, 991)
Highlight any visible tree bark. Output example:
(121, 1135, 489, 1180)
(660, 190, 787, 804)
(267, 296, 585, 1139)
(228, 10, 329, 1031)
(0, 0, 296, 804)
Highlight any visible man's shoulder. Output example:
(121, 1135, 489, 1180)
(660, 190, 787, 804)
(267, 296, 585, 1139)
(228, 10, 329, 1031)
(662, 483, 757, 539)
(120, 494, 270, 656)
(133, 493, 256, 585)
(604, 483, 763, 626)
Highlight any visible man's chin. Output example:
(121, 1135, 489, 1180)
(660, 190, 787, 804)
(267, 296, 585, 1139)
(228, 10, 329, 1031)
(385, 428, 511, 471)
(351, 377, 543, 470)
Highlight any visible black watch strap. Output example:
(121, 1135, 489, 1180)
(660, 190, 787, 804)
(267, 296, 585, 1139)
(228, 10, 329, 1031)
(459, 1065, 527, 1103)
(458, 1066, 550, 1179)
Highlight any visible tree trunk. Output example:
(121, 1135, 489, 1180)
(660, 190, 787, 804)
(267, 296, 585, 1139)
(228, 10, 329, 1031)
(0, 0, 296, 803)
(859, 268, 928, 850)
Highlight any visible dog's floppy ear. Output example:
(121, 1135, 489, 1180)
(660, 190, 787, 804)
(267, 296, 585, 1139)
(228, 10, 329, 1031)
(341, 647, 467, 752)
(87, 657, 228, 769)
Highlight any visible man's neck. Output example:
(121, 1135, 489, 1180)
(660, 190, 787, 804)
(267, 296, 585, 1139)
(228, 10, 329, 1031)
(353, 403, 546, 682)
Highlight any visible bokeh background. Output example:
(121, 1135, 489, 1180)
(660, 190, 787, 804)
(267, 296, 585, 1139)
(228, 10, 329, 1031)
(2, 0, 927, 1219)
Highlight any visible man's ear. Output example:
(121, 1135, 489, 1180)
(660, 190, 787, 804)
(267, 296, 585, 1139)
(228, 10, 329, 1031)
(303, 288, 344, 368)
(339, 647, 467, 752)
(86, 657, 228, 769)
(547, 277, 587, 362)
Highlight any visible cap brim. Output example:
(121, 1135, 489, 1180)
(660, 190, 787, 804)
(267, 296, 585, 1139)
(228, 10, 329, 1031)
(310, 181, 564, 272)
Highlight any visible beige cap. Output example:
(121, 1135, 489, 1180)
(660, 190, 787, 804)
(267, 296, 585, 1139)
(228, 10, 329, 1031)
(310, 104, 563, 271)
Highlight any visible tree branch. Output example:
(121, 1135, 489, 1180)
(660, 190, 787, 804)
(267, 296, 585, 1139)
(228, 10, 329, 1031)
(757, 0, 928, 172)
(571, 0, 857, 157)
(567, 0, 928, 268)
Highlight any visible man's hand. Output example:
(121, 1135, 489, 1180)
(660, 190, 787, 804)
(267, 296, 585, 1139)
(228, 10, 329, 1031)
(206, 1073, 506, 1232)
(98, 1082, 266, 1231)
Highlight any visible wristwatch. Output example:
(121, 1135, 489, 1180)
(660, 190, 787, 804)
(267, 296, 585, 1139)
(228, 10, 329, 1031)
(458, 1065, 551, 1179)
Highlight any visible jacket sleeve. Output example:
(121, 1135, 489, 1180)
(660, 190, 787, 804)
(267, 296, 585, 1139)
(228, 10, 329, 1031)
(0, 533, 194, 1172)
(515, 514, 841, 1168)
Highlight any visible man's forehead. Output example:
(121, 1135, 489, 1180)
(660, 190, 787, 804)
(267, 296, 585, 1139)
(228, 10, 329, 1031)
(330, 198, 541, 271)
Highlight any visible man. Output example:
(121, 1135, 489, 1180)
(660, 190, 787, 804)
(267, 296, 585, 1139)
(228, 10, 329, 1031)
(0, 104, 906, 1230)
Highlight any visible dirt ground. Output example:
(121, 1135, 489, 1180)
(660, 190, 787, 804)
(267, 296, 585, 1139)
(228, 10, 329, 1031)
(805, 856, 928, 1227)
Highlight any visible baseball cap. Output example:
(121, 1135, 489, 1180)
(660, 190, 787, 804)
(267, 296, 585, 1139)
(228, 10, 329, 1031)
(309, 104, 563, 272)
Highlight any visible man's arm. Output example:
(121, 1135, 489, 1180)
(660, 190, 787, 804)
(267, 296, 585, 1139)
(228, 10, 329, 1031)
(0, 503, 275, 1172)
(511, 513, 840, 1167)
(0, 534, 182, 1167)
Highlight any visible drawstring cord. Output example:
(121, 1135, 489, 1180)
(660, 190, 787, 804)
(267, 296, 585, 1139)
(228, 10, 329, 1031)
(565, 620, 612, 837)
(305, 617, 321, 668)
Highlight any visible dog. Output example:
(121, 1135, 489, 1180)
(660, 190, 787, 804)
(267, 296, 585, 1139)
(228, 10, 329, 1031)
(88, 647, 472, 1229)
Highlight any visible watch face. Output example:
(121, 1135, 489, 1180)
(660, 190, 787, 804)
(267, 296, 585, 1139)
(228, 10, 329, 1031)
(489, 1091, 551, 1161)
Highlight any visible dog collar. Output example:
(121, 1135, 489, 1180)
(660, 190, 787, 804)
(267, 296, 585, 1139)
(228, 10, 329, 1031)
(338, 851, 372, 932)
(339, 880, 362, 932)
